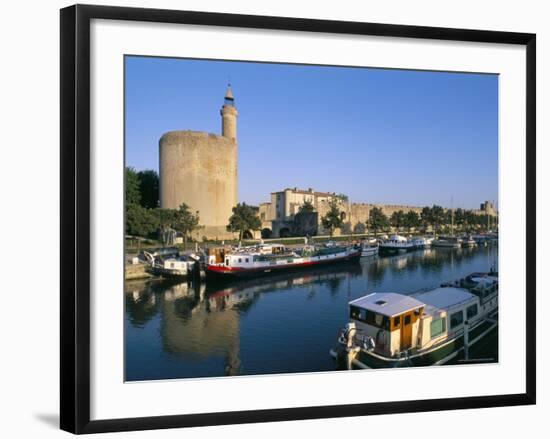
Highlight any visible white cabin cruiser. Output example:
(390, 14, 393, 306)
(432, 236, 462, 248)
(360, 239, 379, 257)
(411, 237, 432, 249)
(379, 235, 415, 254)
(461, 235, 477, 247)
(148, 253, 198, 279)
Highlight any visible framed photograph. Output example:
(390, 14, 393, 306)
(60, 4, 536, 434)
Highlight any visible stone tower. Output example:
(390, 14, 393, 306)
(159, 85, 238, 239)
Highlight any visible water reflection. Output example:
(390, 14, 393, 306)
(125, 244, 498, 380)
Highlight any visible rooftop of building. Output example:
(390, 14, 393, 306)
(270, 187, 338, 197)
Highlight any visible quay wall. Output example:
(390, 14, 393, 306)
(125, 263, 152, 280)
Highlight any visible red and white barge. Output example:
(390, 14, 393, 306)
(206, 243, 361, 279)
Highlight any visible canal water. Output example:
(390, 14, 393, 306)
(125, 244, 498, 381)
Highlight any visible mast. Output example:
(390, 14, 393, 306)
(450, 196, 454, 236)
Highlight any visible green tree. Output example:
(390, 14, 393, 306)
(431, 205, 445, 234)
(125, 167, 141, 206)
(404, 210, 420, 232)
(321, 199, 344, 238)
(353, 222, 366, 234)
(298, 199, 315, 214)
(227, 203, 262, 242)
(126, 204, 158, 238)
(454, 208, 465, 230)
(137, 170, 159, 209)
(390, 210, 405, 230)
(462, 210, 474, 232)
(173, 203, 201, 249)
(444, 209, 453, 233)
(421, 206, 433, 231)
(156, 208, 177, 246)
(368, 207, 389, 236)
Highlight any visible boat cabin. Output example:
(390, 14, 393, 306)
(412, 287, 480, 351)
(385, 235, 408, 244)
(349, 287, 483, 357)
(160, 258, 192, 272)
(349, 293, 425, 356)
(207, 243, 293, 268)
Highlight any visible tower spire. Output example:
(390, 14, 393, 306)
(224, 83, 235, 106)
(221, 84, 238, 140)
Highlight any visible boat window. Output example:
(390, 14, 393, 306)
(404, 314, 411, 325)
(245, 258, 249, 263)
(450, 310, 464, 329)
(430, 317, 446, 338)
(238, 258, 242, 263)
(393, 316, 400, 327)
(467, 304, 478, 319)
(350, 306, 363, 321)
(225, 258, 229, 266)
(365, 310, 390, 330)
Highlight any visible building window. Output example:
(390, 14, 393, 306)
(450, 310, 464, 329)
(404, 314, 411, 325)
(467, 304, 478, 320)
(430, 317, 446, 338)
(393, 316, 400, 327)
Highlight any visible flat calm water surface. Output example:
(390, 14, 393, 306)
(125, 245, 498, 381)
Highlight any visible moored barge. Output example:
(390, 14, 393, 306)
(331, 272, 498, 369)
(206, 243, 361, 279)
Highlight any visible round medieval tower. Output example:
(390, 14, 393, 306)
(159, 85, 238, 239)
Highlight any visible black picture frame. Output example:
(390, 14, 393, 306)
(60, 4, 536, 434)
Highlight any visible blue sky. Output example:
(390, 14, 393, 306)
(125, 56, 498, 209)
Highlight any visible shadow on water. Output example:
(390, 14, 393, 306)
(125, 244, 498, 381)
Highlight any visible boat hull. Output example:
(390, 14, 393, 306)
(432, 242, 461, 248)
(361, 247, 379, 257)
(151, 267, 189, 279)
